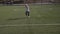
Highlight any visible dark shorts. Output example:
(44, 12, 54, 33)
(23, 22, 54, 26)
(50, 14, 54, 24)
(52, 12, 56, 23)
(25, 11, 30, 16)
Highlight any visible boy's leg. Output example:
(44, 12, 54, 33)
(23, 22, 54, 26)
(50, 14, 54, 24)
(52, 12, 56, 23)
(25, 11, 30, 16)
(27, 12, 30, 16)
(25, 11, 28, 16)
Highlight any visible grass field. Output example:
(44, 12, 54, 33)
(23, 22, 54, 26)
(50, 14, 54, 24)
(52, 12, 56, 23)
(0, 4, 60, 34)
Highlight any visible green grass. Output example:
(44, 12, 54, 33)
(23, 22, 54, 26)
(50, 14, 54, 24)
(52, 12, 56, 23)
(0, 4, 60, 34)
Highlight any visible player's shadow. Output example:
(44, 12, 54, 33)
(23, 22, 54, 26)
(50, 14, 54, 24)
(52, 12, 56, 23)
(8, 17, 26, 20)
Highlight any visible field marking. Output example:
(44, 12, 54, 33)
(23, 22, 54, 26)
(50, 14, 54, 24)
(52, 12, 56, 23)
(49, 8, 53, 10)
(0, 24, 60, 27)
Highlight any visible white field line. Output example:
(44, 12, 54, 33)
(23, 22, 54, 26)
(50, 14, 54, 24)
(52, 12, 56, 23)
(0, 24, 60, 27)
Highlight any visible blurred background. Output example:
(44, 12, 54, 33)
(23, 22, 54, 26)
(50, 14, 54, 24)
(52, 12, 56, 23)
(0, 0, 60, 4)
(0, 0, 60, 34)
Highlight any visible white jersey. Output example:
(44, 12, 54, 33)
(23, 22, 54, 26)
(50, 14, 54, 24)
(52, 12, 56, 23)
(25, 4, 30, 12)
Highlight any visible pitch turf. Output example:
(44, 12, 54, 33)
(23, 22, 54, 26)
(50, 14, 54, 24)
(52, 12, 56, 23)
(0, 4, 60, 34)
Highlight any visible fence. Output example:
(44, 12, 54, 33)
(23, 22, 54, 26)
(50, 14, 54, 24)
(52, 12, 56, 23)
(0, 0, 60, 4)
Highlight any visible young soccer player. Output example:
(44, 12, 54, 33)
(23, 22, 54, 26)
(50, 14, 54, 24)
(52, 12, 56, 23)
(25, 4, 30, 17)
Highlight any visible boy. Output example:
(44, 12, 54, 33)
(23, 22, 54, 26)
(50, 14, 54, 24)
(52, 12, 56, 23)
(25, 4, 30, 17)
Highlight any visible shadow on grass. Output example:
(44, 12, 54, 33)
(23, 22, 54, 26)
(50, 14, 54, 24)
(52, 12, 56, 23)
(7, 17, 26, 20)
(7, 16, 41, 21)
